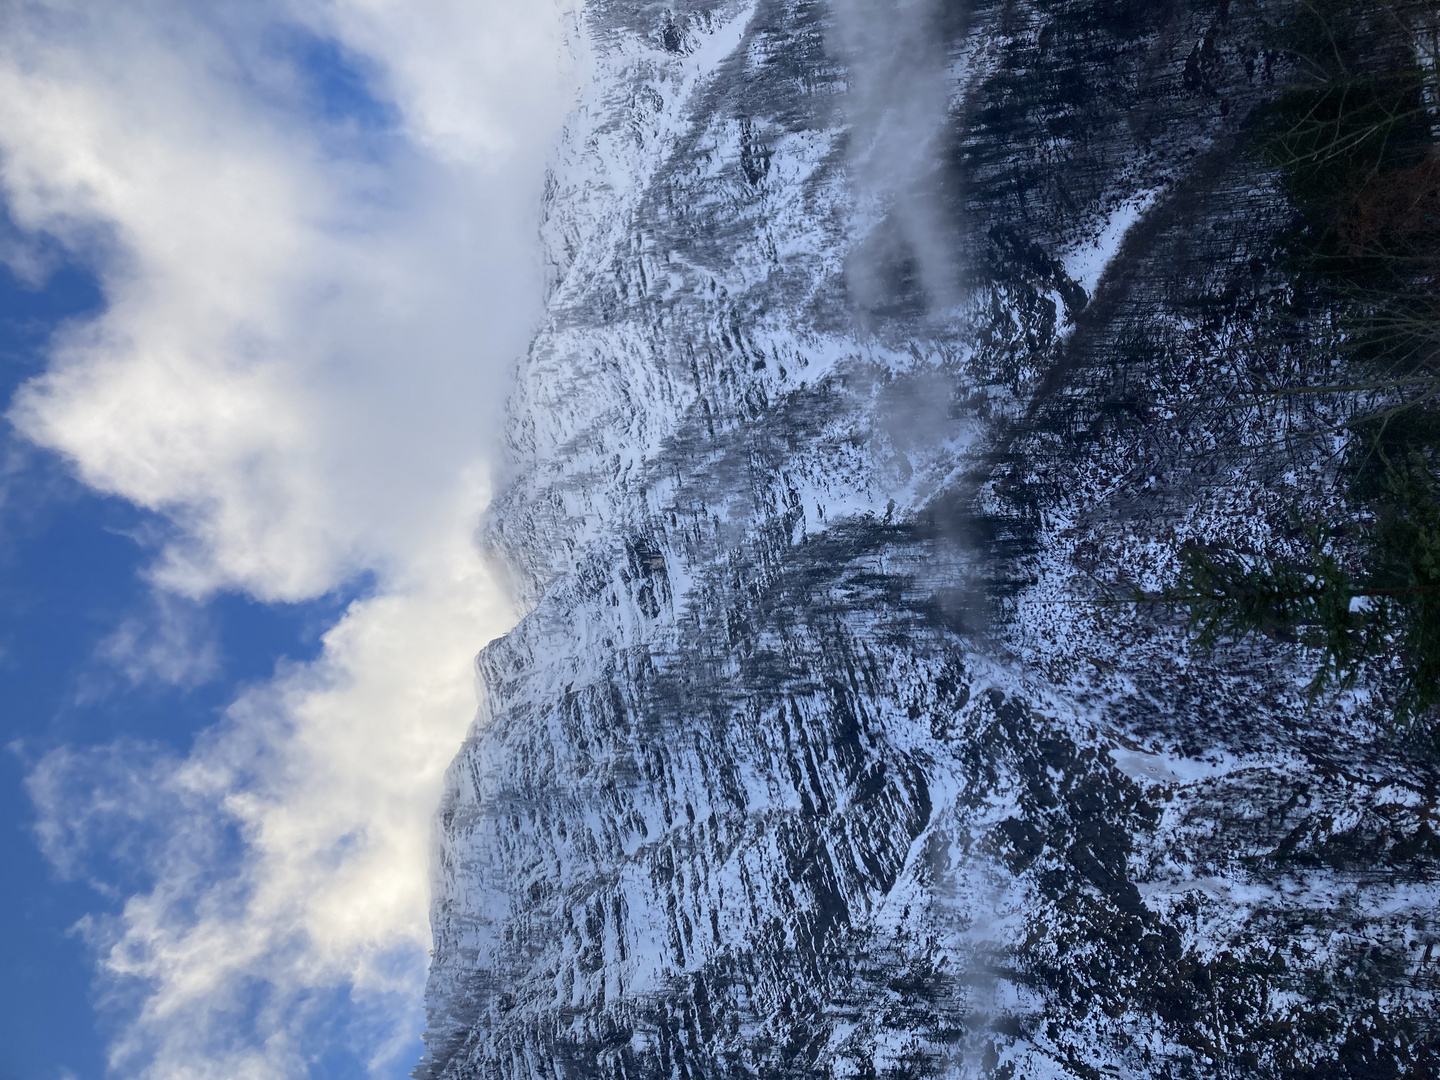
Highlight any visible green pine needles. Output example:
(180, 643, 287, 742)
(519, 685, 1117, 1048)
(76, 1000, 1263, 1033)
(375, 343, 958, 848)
(1169, 0, 1440, 735)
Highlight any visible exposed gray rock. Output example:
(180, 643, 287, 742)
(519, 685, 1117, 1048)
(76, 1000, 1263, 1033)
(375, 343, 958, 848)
(419, 1, 1440, 1076)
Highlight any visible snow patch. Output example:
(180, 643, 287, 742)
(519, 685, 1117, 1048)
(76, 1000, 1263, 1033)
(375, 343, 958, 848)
(1064, 190, 1161, 300)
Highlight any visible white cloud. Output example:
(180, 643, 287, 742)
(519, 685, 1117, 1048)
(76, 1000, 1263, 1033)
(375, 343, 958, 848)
(96, 592, 221, 690)
(34, 495, 513, 1078)
(830, 0, 959, 311)
(296, 0, 582, 164)
(4, 1, 579, 1076)
(3, 0, 578, 601)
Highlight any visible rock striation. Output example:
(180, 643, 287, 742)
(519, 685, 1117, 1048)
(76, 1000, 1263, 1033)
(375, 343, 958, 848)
(419, 1, 1440, 1076)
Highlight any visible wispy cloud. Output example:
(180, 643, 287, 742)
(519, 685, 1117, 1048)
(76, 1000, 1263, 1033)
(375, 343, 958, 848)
(2, 1, 579, 1076)
(830, 0, 962, 312)
(31, 513, 515, 1077)
(96, 593, 221, 690)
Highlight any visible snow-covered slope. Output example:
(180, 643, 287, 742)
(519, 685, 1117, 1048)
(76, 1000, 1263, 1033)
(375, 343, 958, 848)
(419, 2, 1440, 1077)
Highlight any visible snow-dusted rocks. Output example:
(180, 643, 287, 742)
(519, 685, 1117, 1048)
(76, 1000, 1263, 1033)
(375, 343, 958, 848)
(419, 2, 1439, 1077)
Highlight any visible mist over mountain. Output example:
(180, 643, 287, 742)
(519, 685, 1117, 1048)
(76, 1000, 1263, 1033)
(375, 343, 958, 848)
(420, 1, 1440, 1077)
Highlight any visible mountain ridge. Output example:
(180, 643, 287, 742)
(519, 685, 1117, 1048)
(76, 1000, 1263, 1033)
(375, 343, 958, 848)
(419, 2, 1440, 1076)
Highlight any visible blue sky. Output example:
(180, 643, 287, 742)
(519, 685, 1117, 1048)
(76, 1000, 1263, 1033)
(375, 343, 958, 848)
(0, 5, 576, 1077)
(0, 250, 362, 1080)
(1, 250, 122, 1080)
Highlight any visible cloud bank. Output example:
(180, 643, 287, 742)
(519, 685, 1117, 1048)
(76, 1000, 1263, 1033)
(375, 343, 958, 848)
(1, 1, 579, 1076)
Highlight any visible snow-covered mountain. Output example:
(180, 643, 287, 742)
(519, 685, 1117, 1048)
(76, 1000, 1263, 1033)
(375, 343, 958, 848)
(419, 2, 1440, 1076)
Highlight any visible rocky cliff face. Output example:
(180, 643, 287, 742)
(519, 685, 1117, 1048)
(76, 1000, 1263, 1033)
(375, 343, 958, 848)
(418, 2, 1440, 1077)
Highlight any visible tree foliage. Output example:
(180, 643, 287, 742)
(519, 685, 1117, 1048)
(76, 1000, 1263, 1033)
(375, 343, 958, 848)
(1171, 0, 1440, 734)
